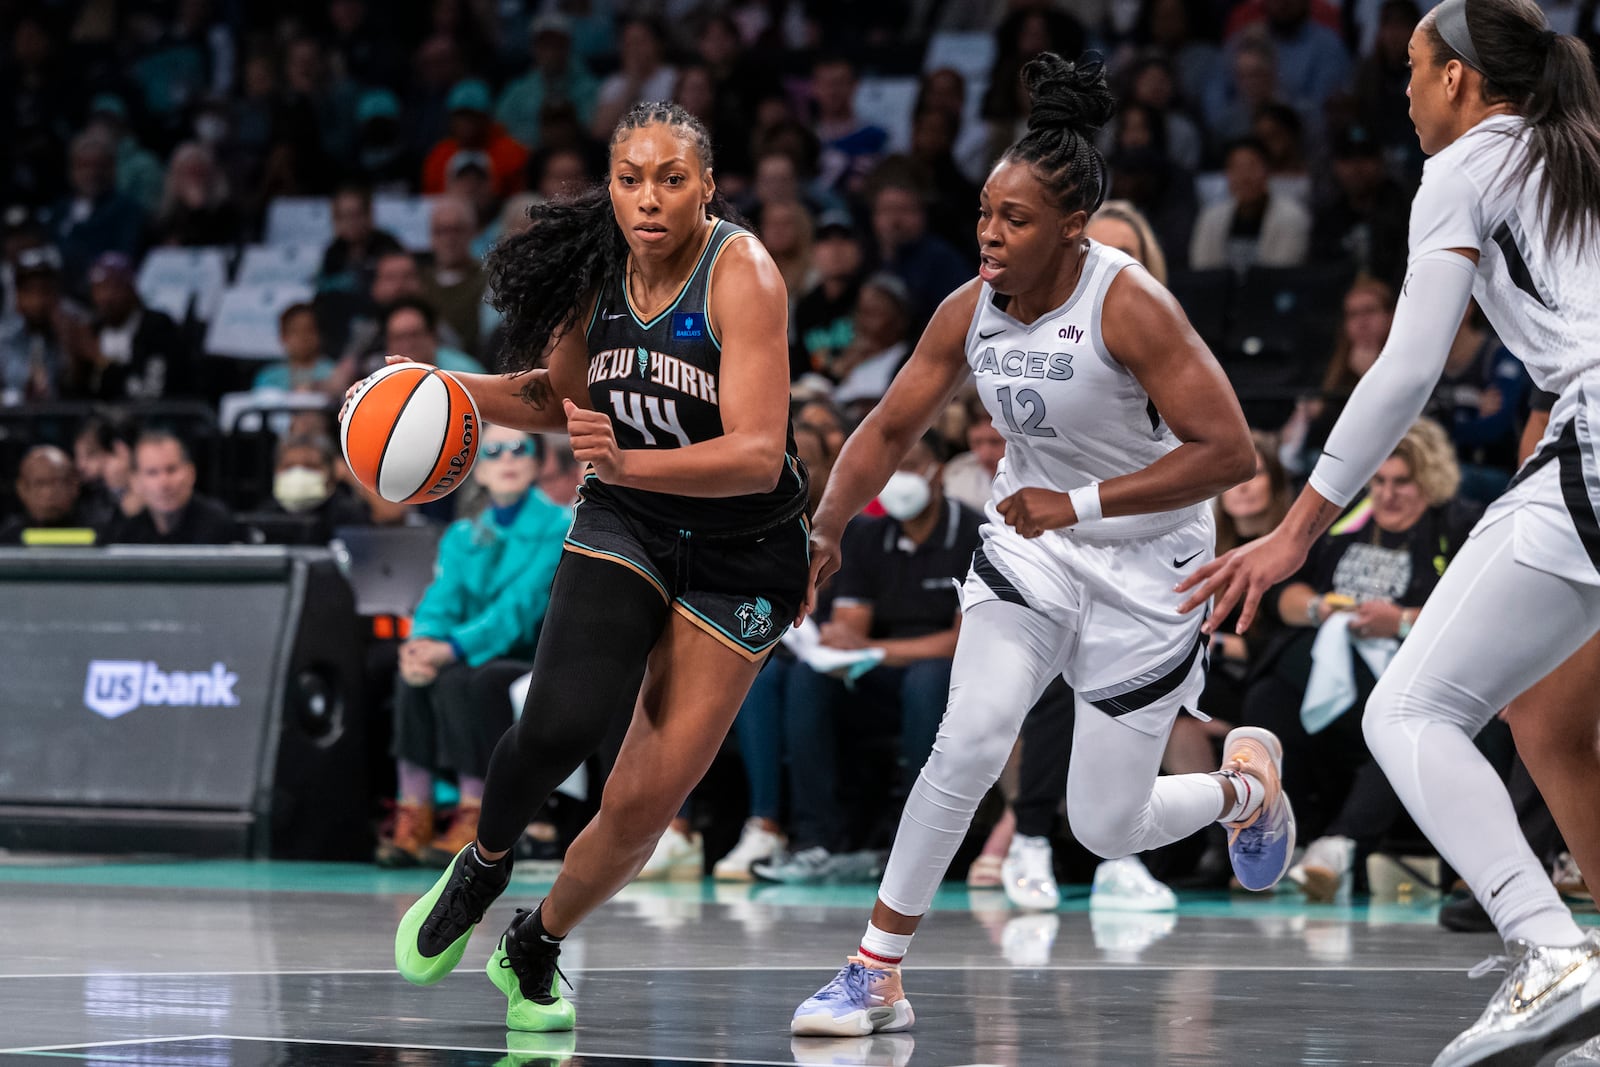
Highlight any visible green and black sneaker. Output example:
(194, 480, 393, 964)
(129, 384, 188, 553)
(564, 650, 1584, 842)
(395, 843, 512, 985)
(487, 908, 577, 1032)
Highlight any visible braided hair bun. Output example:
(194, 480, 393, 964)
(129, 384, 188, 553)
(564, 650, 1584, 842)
(1002, 52, 1115, 216)
(1023, 53, 1116, 139)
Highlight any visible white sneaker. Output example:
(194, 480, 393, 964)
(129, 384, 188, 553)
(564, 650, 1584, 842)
(1002, 835, 1059, 911)
(713, 819, 786, 882)
(1433, 933, 1600, 1067)
(1089, 857, 1178, 912)
(1287, 835, 1355, 903)
(635, 825, 703, 880)
(752, 845, 835, 884)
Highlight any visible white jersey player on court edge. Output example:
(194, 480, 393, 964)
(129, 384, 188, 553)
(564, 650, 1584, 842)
(1180, 0, 1600, 1063)
(786, 52, 1286, 1040)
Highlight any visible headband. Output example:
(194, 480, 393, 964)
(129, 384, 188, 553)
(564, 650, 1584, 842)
(1433, 0, 1485, 72)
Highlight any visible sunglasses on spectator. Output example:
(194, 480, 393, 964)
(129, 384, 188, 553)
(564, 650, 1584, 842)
(481, 440, 535, 460)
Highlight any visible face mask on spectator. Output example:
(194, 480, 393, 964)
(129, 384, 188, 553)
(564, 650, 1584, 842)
(878, 470, 931, 521)
(274, 467, 331, 512)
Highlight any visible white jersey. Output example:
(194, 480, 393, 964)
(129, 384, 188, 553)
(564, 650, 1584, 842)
(1410, 113, 1600, 398)
(965, 240, 1205, 539)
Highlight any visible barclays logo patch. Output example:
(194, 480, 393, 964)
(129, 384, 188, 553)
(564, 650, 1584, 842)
(84, 660, 241, 720)
(671, 312, 705, 340)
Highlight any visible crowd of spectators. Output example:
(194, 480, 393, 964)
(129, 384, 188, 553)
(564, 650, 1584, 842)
(0, 1, 1583, 912)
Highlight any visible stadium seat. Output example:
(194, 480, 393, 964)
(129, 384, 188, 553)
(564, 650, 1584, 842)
(136, 246, 230, 323)
(374, 195, 437, 253)
(236, 244, 321, 287)
(204, 283, 316, 359)
(264, 197, 334, 248)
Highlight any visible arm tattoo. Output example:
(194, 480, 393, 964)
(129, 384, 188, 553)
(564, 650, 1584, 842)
(519, 374, 555, 410)
(1303, 498, 1342, 540)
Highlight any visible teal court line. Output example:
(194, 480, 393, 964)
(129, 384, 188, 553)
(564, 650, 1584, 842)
(2, 857, 1585, 927)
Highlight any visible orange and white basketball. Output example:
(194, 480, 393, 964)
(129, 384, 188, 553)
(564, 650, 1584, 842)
(340, 362, 480, 504)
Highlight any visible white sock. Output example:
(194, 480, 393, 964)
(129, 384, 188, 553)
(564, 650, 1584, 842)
(1218, 770, 1264, 825)
(1477, 858, 1588, 947)
(859, 921, 913, 966)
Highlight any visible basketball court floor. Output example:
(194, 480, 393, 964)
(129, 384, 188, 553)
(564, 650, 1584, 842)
(2, 858, 1594, 1066)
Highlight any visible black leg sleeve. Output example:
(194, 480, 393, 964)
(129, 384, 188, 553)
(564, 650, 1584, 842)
(476, 552, 671, 852)
(1014, 678, 1076, 839)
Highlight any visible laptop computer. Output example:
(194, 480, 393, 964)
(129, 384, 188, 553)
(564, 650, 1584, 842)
(239, 511, 323, 546)
(332, 524, 443, 617)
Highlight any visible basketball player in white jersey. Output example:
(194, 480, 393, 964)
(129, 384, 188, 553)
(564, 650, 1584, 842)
(1179, 0, 1600, 1062)
(786, 53, 1285, 1038)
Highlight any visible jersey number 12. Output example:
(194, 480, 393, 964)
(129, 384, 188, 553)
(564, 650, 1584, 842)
(996, 386, 1057, 438)
(610, 390, 693, 447)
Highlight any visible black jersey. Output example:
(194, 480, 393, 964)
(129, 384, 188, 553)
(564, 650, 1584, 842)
(581, 217, 808, 537)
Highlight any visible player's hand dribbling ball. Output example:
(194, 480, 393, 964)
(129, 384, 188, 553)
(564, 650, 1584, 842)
(340, 361, 480, 504)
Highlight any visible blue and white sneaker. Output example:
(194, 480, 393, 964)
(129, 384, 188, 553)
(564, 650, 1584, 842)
(791, 956, 916, 1036)
(1221, 727, 1296, 892)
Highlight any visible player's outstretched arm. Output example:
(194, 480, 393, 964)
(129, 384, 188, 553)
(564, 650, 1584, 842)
(797, 281, 979, 623)
(1176, 247, 1479, 633)
(345, 322, 595, 434)
(456, 324, 594, 433)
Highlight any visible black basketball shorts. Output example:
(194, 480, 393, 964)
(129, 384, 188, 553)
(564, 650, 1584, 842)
(562, 494, 810, 661)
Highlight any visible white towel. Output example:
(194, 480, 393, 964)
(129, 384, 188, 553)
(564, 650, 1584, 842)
(782, 617, 885, 682)
(1300, 612, 1400, 734)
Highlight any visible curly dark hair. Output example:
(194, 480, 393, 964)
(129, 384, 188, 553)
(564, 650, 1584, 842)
(486, 101, 744, 393)
(1001, 52, 1117, 217)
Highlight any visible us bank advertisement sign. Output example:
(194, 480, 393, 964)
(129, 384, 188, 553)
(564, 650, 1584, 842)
(0, 581, 288, 808)
(84, 661, 242, 719)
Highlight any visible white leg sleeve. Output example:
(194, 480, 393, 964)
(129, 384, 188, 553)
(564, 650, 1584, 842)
(1364, 518, 1600, 945)
(876, 600, 1073, 917)
(1066, 658, 1227, 859)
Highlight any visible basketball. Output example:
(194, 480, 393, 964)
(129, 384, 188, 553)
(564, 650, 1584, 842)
(340, 362, 480, 504)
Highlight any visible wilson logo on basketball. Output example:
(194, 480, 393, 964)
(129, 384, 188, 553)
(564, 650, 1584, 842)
(427, 412, 476, 496)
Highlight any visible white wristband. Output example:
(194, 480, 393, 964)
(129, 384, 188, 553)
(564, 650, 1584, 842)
(1068, 483, 1102, 525)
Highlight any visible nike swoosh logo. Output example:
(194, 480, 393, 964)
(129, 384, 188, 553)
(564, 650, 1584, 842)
(1511, 951, 1598, 1012)
(1491, 872, 1519, 898)
(603, 312, 629, 320)
(978, 328, 1004, 339)
(1174, 551, 1204, 567)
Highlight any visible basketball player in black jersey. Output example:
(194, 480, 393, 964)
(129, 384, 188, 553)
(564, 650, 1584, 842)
(368, 101, 807, 1034)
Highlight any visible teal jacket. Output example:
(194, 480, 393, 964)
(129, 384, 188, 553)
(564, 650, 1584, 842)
(410, 489, 570, 667)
